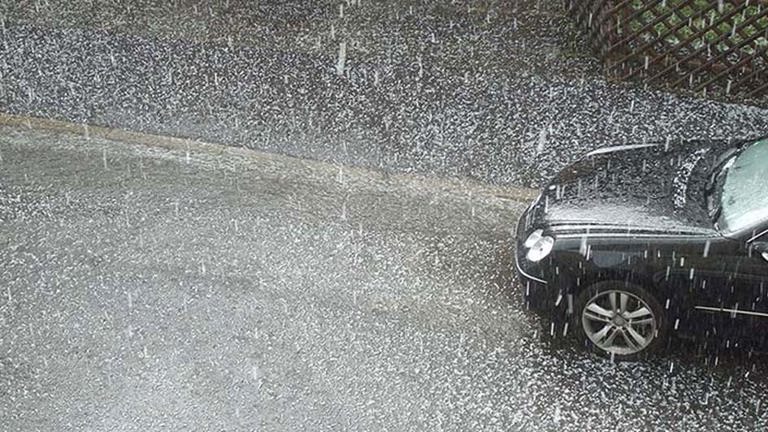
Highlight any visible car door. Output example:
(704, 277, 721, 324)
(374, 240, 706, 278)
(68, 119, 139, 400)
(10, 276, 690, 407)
(732, 228, 768, 316)
(690, 229, 768, 314)
(680, 228, 768, 344)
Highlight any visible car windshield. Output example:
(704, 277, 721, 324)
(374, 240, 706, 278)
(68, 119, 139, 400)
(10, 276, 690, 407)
(715, 139, 768, 233)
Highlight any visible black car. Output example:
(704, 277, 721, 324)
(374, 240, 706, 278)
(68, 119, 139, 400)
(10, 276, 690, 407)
(516, 136, 768, 360)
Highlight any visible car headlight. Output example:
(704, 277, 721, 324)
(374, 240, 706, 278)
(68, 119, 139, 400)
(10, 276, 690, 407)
(526, 236, 555, 262)
(524, 229, 544, 248)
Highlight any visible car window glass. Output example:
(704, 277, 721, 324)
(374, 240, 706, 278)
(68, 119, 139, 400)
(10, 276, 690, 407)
(721, 139, 768, 232)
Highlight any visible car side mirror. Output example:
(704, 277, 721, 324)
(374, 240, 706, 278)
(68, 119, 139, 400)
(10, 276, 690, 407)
(752, 241, 768, 262)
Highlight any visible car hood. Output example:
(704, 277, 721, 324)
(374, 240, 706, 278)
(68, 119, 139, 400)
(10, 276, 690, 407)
(527, 139, 744, 237)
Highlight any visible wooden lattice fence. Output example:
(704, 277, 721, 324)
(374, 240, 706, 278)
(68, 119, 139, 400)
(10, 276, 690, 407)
(566, 0, 768, 104)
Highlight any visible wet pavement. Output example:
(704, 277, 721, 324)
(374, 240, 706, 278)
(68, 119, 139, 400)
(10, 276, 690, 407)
(2, 125, 768, 431)
(1, 1, 767, 187)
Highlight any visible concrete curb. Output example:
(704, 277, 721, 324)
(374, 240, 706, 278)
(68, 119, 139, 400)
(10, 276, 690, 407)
(0, 112, 539, 203)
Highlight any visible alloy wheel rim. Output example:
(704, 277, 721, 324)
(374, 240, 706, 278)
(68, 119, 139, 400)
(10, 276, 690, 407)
(581, 290, 657, 356)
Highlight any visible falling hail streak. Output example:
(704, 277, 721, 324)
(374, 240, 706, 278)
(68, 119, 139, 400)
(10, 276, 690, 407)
(336, 41, 347, 76)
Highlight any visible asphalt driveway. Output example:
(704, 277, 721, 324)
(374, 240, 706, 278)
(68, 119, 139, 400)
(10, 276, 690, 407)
(2, 124, 768, 431)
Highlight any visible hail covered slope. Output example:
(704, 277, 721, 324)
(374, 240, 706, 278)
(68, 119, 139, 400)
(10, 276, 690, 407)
(0, 0, 766, 187)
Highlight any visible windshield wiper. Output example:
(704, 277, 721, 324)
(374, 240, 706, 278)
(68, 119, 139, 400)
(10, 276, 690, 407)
(706, 143, 750, 190)
(709, 202, 722, 223)
(704, 162, 730, 226)
(705, 153, 735, 196)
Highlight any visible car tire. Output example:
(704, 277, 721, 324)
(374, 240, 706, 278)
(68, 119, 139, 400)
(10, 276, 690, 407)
(574, 280, 668, 361)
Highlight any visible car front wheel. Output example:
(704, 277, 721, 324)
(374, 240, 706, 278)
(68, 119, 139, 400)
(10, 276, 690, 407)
(575, 281, 667, 361)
